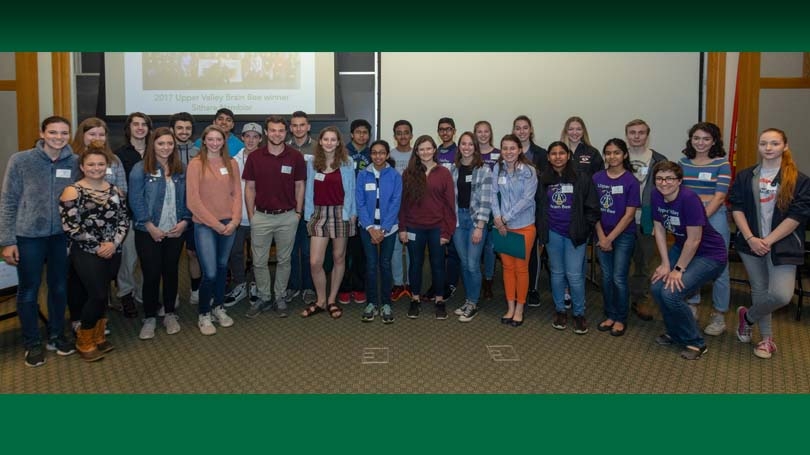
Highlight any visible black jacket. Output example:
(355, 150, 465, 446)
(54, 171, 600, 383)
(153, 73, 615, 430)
(573, 143, 604, 177)
(729, 164, 810, 265)
(535, 169, 600, 247)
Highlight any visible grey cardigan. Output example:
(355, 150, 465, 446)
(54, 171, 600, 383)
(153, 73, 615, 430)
(0, 140, 78, 245)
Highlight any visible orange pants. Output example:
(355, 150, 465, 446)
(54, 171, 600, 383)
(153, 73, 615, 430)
(499, 224, 536, 304)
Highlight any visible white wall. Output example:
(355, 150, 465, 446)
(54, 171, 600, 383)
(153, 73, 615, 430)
(381, 52, 701, 160)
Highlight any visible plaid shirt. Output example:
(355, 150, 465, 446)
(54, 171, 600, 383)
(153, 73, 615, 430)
(451, 164, 494, 225)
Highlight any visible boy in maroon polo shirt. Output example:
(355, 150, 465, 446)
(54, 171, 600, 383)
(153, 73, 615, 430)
(242, 115, 306, 318)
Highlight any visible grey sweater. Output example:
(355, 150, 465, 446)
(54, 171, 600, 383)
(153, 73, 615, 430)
(0, 140, 78, 246)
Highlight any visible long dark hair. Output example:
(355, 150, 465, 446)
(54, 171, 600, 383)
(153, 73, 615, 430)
(682, 122, 726, 159)
(540, 141, 576, 185)
(143, 127, 183, 176)
(402, 135, 437, 203)
(603, 138, 632, 172)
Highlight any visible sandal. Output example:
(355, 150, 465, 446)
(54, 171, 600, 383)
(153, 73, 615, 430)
(300, 303, 325, 318)
(326, 303, 343, 319)
(597, 319, 614, 332)
(680, 345, 707, 360)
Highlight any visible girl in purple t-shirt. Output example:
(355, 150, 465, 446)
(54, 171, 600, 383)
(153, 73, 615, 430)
(650, 162, 726, 360)
(593, 139, 640, 337)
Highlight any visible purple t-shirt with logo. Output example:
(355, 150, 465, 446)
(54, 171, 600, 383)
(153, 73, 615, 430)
(652, 186, 728, 264)
(437, 143, 457, 170)
(593, 170, 641, 236)
(481, 148, 500, 170)
(546, 182, 573, 237)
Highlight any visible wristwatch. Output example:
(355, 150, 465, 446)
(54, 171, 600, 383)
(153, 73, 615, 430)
(674, 265, 686, 273)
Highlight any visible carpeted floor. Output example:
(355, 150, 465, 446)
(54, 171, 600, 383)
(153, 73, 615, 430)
(1, 256, 809, 394)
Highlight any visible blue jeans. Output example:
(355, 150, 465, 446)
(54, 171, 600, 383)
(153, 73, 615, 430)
(651, 246, 724, 348)
(15, 234, 68, 348)
(289, 217, 313, 291)
(392, 235, 409, 286)
(707, 205, 730, 313)
(360, 229, 395, 307)
(405, 227, 444, 298)
(453, 208, 486, 304)
(546, 230, 587, 316)
(194, 221, 236, 314)
(597, 230, 635, 323)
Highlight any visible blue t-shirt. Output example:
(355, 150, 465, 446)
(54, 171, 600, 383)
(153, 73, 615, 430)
(652, 186, 727, 264)
(593, 170, 641, 236)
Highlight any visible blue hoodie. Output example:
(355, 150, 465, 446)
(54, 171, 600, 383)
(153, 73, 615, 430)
(355, 164, 402, 234)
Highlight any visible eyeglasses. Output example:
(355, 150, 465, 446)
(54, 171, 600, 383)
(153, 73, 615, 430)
(438, 127, 455, 133)
(654, 176, 680, 183)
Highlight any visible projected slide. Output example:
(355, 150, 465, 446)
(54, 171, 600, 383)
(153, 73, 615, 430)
(122, 52, 317, 116)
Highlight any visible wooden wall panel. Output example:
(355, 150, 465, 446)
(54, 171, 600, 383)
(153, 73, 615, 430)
(705, 52, 726, 129)
(735, 53, 761, 171)
(51, 52, 72, 121)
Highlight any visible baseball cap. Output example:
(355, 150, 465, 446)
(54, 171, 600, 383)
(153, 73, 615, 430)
(241, 122, 263, 136)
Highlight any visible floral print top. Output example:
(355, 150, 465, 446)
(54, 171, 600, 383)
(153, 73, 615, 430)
(59, 184, 130, 254)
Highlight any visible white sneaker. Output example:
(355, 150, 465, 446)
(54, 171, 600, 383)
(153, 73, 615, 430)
(139, 317, 157, 340)
(224, 282, 247, 308)
(198, 313, 216, 335)
(189, 289, 199, 305)
(175, 295, 180, 309)
(163, 313, 181, 335)
(248, 282, 259, 304)
(454, 301, 472, 316)
(703, 312, 726, 336)
(211, 306, 234, 327)
(156, 305, 166, 317)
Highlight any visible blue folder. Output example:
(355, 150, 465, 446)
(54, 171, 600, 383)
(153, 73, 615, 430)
(490, 229, 526, 260)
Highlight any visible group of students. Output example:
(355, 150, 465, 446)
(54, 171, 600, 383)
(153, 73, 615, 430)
(1, 109, 808, 368)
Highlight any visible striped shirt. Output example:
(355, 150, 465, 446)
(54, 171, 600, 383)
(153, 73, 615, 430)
(678, 157, 731, 197)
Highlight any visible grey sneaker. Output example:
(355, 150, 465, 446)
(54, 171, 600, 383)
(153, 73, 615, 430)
(703, 312, 726, 336)
(224, 282, 247, 308)
(454, 301, 471, 316)
(139, 317, 157, 340)
(302, 289, 317, 305)
(361, 303, 378, 322)
(381, 304, 394, 324)
(198, 313, 216, 335)
(189, 289, 199, 305)
(284, 289, 301, 303)
(248, 282, 260, 304)
(275, 298, 289, 318)
(211, 306, 234, 327)
(458, 304, 478, 323)
(156, 305, 166, 317)
(163, 313, 181, 335)
(245, 300, 271, 319)
(46, 336, 76, 356)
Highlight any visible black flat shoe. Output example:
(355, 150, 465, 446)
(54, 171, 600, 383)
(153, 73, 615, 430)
(501, 316, 513, 324)
(597, 320, 614, 332)
(510, 319, 524, 327)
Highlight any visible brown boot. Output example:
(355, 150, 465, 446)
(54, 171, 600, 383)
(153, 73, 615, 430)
(482, 279, 494, 299)
(94, 318, 114, 353)
(76, 326, 104, 362)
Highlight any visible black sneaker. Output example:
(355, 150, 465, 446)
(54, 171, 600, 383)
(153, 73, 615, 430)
(435, 302, 448, 320)
(458, 304, 478, 322)
(572, 315, 589, 334)
(361, 303, 377, 322)
(443, 285, 457, 300)
(552, 311, 567, 330)
(25, 344, 46, 367)
(421, 286, 435, 303)
(407, 300, 420, 319)
(46, 336, 76, 356)
(527, 289, 541, 307)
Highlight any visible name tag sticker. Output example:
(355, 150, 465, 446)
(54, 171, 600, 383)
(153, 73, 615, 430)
(219, 167, 228, 175)
(698, 172, 712, 181)
(465, 175, 473, 183)
(365, 182, 376, 191)
(353, 161, 358, 169)
(315, 173, 325, 181)
(304, 154, 314, 162)
(498, 176, 507, 185)
(670, 216, 681, 226)
(443, 163, 453, 170)
(56, 169, 71, 179)
(561, 184, 574, 194)
(639, 166, 649, 176)
(491, 153, 500, 160)
(374, 208, 381, 219)
(151, 170, 161, 177)
(407, 232, 416, 241)
(281, 165, 292, 174)
(611, 185, 623, 194)
(106, 167, 113, 175)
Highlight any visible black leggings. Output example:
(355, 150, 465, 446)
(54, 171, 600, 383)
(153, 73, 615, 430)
(70, 246, 120, 328)
(135, 230, 184, 318)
